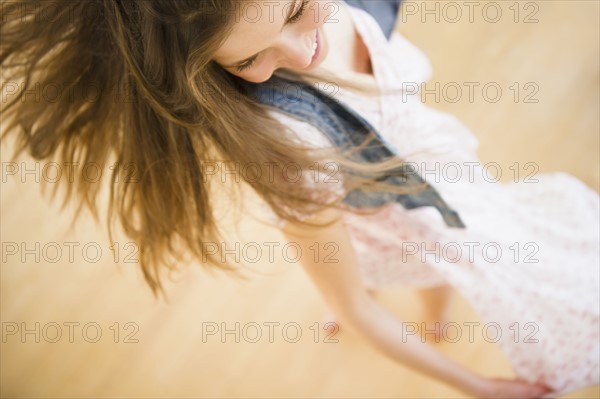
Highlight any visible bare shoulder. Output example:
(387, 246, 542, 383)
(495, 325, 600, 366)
(266, 109, 333, 149)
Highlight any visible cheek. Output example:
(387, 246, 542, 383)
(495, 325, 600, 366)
(312, 0, 336, 25)
(293, 1, 330, 29)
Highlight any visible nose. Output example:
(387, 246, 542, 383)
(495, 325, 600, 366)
(277, 32, 316, 69)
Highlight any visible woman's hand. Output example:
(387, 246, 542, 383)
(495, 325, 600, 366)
(469, 376, 554, 399)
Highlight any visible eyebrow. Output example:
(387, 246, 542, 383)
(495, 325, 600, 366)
(222, 0, 299, 69)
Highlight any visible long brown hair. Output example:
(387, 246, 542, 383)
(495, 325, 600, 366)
(1, 0, 424, 298)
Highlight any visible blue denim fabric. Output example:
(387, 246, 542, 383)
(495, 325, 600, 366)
(344, 0, 403, 39)
(238, 0, 465, 228)
(242, 78, 466, 229)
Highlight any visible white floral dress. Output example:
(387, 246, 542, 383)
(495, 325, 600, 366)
(260, 4, 600, 395)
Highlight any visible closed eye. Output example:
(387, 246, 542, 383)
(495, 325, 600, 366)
(287, 0, 309, 24)
(236, 55, 258, 72)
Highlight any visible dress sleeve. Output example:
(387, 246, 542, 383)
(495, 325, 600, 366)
(388, 30, 434, 86)
(253, 110, 346, 230)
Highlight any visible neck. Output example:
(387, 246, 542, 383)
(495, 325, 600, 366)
(320, 3, 374, 78)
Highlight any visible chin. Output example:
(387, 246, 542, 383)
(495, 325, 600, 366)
(309, 53, 327, 70)
(303, 45, 329, 72)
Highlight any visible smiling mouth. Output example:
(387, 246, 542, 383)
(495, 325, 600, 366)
(310, 29, 320, 65)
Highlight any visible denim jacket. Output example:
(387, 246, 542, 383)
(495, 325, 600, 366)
(241, 1, 466, 229)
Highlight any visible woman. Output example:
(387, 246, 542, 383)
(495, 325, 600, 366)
(1, 1, 597, 398)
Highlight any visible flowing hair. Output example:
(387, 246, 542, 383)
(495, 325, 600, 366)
(1, 0, 425, 298)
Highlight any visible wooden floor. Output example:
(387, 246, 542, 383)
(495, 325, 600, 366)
(1, 1, 598, 398)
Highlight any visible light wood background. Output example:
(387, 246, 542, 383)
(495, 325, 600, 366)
(1, 1, 598, 398)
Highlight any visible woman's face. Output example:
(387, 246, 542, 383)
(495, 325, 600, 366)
(213, 0, 332, 83)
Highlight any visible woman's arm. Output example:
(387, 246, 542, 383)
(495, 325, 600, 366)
(282, 207, 553, 399)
